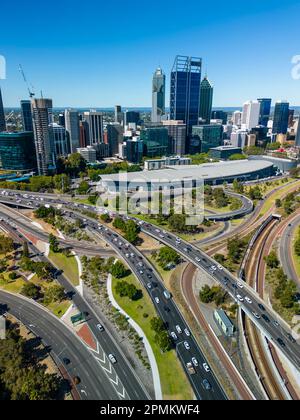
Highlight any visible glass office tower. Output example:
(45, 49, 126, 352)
(257, 98, 271, 127)
(0, 88, 6, 132)
(21, 100, 33, 132)
(199, 76, 213, 124)
(0, 131, 37, 171)
(152, 67, 166, 123)
(170, 56, 202, 131)
(272, 101, 289, 135)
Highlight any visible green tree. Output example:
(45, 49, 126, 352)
(124, 220, 139, 244)
(157, 247, 180, 268)
(43, 284, 65, 304)
(21, 282, 40, 300)
(111, 261, 128, 279)
(150, 317, 165, 333)
(77, 181, 90, 195)
(265, 251, 280, 268)
(49, 234, 60, 253)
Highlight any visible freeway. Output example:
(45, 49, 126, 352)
(0, 191, 227, 399)
(205, 191, 254, 222)
(0, 219, 150, 401)
(0, 291, 117, 400)
(279, 213, 300, 286)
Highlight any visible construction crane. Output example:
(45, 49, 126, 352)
(19, 64, 35, 98)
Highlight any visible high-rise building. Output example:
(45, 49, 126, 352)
(115, 105, 123, 124)
(126, 137, 144, 163)
(84, 111, 104, 144)
(106, 123, 124, 155)
(50, 123, 69, 157)
(211, 110, 228, 125)
(162, 120, 187, 155)
(170, 56, 202, 131)
(65, 109, 80, 153)
(152, 67, 166, 123)
(257, 98, 271, 126)
(191, 124, 223, 153)
(31, 98, 55, 175)
(272, 101, 289, 135)
(58, 113, 65, 127)
(0, 131, 37, 171)
(140, 127, 169, 157)
(288, 109, 295, 128)
(79, 120, 89, 148)
(20, 100, 33, 132)
(241, 101, 260, 130)
(0, 87, 6, 132)
(124, 111, 140, 126)
(232, 111, 242, 126)
(199, 76, 213, 124)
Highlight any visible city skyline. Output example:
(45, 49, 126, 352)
(1, 0, 300, 107)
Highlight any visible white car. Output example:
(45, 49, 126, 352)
(192, 357, 199, 367)
(217, 264, 223, 270)
(184, 341, 191, 351)
(237, 282, 244, 289)
(170, 332, 178, 341)
(176, 325, 182, 334)
(184, 328, 191, 337)
(96, 324, 104, 332)
(203, 363, 211, 373)
(252, 312, 261, 319)
(195, 257, 201, 263)
(108, 354, 117, 364)
(237, 294, 244, 302)
(245, 297, 252, 304)
(211, 266, 217, 271)
(155, 297, 160, 304)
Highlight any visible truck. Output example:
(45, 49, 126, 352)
(186, 362, 196, 375)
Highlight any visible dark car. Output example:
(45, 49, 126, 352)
(63, 358, 71, 366)
(277, 338, 285, 348)
(262, 314, 270, 323)
(202, 379, 212, 390)
(164, 306, 170, 313)
(258, 304, 266, 311)
(287, 334, 296, 344)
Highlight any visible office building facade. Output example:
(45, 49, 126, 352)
(65, 109, 80, 153)
(211, 110, 228, 124)
(257, 98, 271, 126)
(126, 138, 144, 163)
(106, 123, 124, 155)
(0, 131, 36, 171)
(140, 127, 169, 157)
(124, 111, 140, 126)
(199, 76, 213, 124)
(0, 88, 6, 132)
(31, 98, 55, 175)
(50, 123, 69, 157)
(242, 101, 260, 130)
(115, 105, 123, 124)
(20, 100, 33, 132)
(152, 67, 166, 123)
(162, 120, 187, 155)
(170, 56, 202, 131)
(191, 124, 223, 153)
(84, 111, 104, 144)
(272, 101, 289, 135)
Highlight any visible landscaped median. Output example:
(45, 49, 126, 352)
(110, 273, 194, 400)
(48, 250, 80, 287)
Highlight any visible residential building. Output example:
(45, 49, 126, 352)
(191, 124, 223, 153)
(20, 100, 33, 132)
(241, 101, 260, 130)
(232, 110, 242, 126)
(65, 109, 80, 153)
(257, 98, 271, 126)
(170, 55, 202, 131)
(0, 131, 36, 171)
(140, 127, 169, 157)
(230, 130, 248, 148)
(152, 67, 166, 123)
(199, 76, 213, 124)
(31, 98, 55, 175)
(272, 101, 289, 135)
(0, 87, 6, 132)
(84, 111, 104, 144)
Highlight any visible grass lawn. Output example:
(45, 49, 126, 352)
(0, 276, 26, 293)
(48, 251, 80, 287)
(291, 229, 300, 279)
(112, 274, 193, 400)
(259, 180, 300, 216)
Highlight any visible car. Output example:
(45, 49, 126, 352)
(147, 274, 152, 279)
(155, 297, 160, 304)
(159, 234, 165, 239)
(262, 314, 270, 323)
(96, 324, 104, 332)
(252, 312, 261, 319)
(164, 290, 172, 300)
(195, 257, 201, 263)
(202, 379, 212, 390)
(147, 283, 152, 289)
(192, 357, 199, 367)
(184, 328, 191, 337)
(108, 354, 117, 364)
(139, 270, 144, 275)
(237, 282, 244, 289)
(211, 266, 217, 271)
(176, 325, 182, 334)
(273, 320, 279, 327)
(277, 338, 285, 348)
(245, 297, 252, 304)
(183, 341, 191, 351)
(63, 358, 71, 365)
(217, 264, 223, 270)
(164, 306, 170, 313)
(287, 334, 296, 343)
(203, 363, 211, 373)
(237, 294, 244, 302)
(258, 303, 266, 311)
(170, 332, 178, 341)
(73, 376, 81, 385)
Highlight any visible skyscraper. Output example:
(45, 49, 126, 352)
(115, 105, 123, 124)
(257, 98, 271, 127)
(65, 109, 80, 153)
(152, 67, 166, 123)
(124, 111, 140, 126)
(295, 119, 300, 147)
(83, 111, 103, 144)
(31, 98, 55, 175)
(272, 101, 289, 135)
(162, 120, 187, 156)
(20, 100, 33, 132)
(50, 123, 69, 157)
(199, 76, 213, 124)
(170, 56, 202, 131)
(232, 111, 242, 126)
(0, 87, 6, 132)
(106, 123, 124, 155)
(241, 101, 260, 130)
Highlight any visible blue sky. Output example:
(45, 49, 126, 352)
(1, 0, 300, 107)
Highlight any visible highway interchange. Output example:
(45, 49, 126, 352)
(0, 187, 299, 399)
